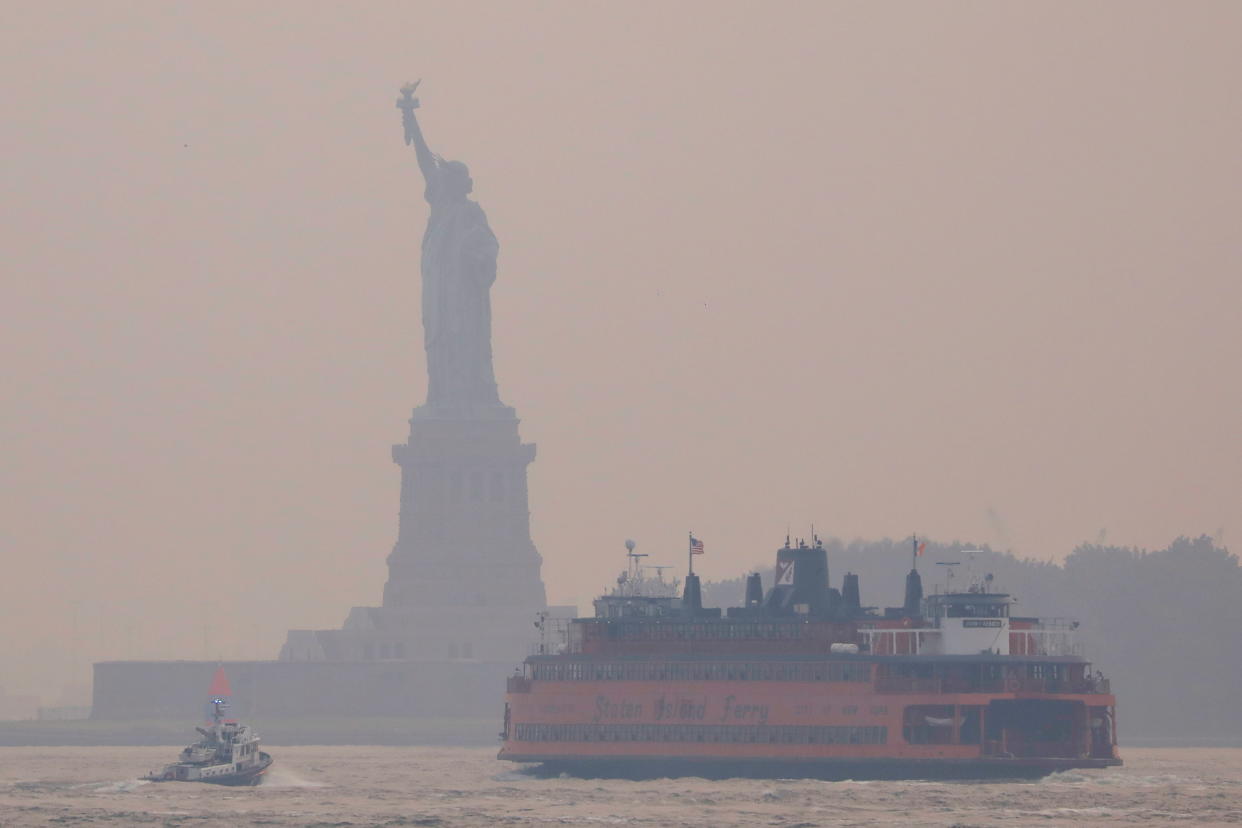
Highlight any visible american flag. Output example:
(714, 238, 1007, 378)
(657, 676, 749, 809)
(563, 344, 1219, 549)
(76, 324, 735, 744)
(917, 542, 926, 557)
(690, 536, 705, 555)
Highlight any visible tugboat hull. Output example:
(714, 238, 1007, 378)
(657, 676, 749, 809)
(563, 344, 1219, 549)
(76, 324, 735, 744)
(200, 752, 274, 786)
(148, 752, 274, 786)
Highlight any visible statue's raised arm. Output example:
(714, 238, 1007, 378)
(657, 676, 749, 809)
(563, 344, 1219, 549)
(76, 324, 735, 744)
(394, 81, 500, 409)
(396, 81, 438, 186)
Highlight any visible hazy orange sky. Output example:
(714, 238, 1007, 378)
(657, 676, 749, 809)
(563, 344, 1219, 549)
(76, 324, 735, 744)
(2, 1, 1239, 700)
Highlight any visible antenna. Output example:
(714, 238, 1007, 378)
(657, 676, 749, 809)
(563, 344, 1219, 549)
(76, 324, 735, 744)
(935, 560, 961, 591)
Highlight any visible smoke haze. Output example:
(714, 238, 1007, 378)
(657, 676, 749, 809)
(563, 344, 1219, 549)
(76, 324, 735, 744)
(2, 2, 1240, 700)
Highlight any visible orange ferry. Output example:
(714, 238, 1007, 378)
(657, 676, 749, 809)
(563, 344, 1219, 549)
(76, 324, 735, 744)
(499, 538, 1120, 778)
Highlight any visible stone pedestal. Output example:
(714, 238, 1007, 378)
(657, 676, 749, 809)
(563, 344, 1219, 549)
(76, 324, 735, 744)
(385, 403, 544, 612)
(280, 402, 547, 666)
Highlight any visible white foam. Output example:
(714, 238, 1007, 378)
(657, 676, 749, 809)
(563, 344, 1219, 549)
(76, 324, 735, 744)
(258, 765, 328, 788)
(94, 778, 152, 793)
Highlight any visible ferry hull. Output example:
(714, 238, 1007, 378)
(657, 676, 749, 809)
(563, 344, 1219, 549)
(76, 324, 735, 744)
(506, 753, 1122, 780)
(500, 678, 1120, 779)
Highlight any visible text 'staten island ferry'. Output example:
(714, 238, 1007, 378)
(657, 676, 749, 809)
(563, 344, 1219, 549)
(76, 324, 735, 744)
(499, 537, 1120, 778)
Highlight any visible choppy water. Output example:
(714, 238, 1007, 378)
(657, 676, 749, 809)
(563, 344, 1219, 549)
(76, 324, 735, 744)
(1, 746, 1240, 826)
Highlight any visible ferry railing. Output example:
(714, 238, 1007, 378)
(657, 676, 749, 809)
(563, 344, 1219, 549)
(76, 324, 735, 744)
(977, 676, 1112, 695)
(533, 614, 573, 655)
(875, 677, 943, 693)
(858, 629, 941, 656)
(1014, 625, 1083, 656)
(878, 676, 1112, 695)
(506, 676, 533, 693)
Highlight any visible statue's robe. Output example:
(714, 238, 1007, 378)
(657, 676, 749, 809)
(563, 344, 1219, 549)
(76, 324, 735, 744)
(420, 185, 501, 408)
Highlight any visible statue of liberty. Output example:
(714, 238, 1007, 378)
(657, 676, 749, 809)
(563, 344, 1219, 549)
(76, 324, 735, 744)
(396, 81, 501, 409)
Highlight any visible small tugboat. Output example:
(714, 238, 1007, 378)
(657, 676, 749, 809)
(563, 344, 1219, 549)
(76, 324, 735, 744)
(145, 667, 273, 785)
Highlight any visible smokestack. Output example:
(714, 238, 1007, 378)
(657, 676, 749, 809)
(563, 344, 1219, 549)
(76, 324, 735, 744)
(842, 572, 861, 614)
(682, 573, 702, 614)
(904, 568, 923, 616)
(764, 542, 832, 615)
(793, 545, 829, 612)
(745, 573, 763, 608)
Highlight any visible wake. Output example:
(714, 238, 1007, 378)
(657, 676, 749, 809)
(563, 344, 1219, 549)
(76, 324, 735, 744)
(259, 765, 328, 788)
(92, 778, 152, 793)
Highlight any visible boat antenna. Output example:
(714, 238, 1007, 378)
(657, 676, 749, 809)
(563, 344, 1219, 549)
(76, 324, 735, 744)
(624, 539, 645, 581)
(912, 533, 927, 571)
